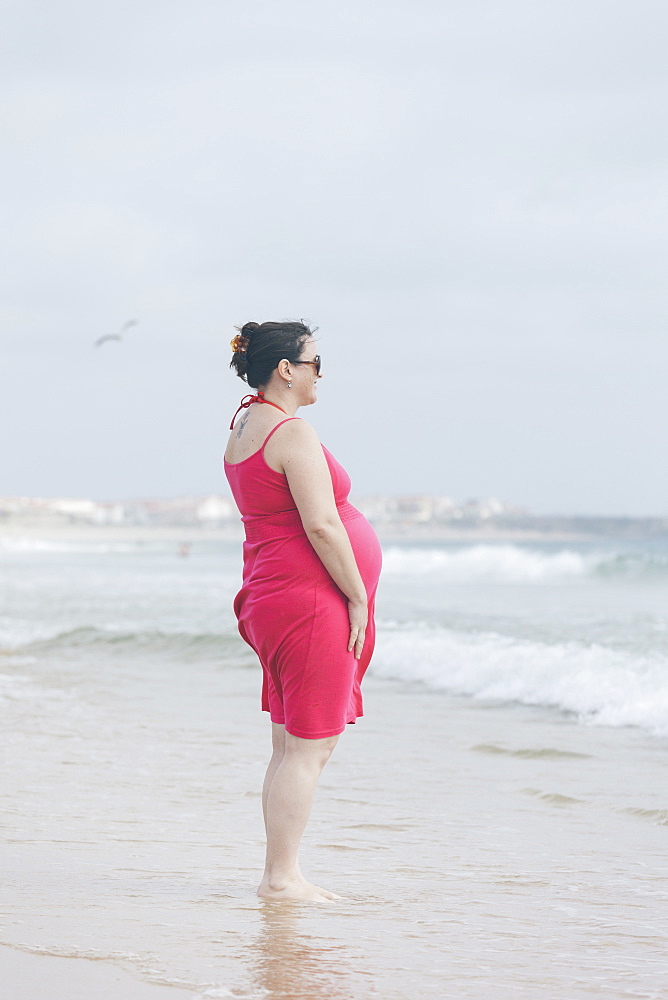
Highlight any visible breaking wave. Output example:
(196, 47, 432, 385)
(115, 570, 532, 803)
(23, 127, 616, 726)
(381, 544, 668, 582)
(2, 626, 247, 664)
(372, 622, 668, 736)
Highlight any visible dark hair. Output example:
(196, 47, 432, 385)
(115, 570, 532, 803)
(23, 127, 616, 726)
(230, 320, 315, 388)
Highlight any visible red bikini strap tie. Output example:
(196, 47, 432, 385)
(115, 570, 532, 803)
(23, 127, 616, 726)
(229, 391, 287, 430)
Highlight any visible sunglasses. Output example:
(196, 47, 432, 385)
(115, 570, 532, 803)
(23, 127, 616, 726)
(292, 354, 321, 377)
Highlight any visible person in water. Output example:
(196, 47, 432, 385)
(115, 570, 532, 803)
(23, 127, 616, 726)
(224, 320, 382, 901)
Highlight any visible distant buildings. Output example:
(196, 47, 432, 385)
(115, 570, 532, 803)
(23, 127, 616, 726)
(0, 494, 235, 528)
(352, 494, 526, 529)
(1, 495, 665, 538)
(0, 492, 523, 530)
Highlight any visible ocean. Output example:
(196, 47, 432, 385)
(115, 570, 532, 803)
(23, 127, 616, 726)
(3, 535, 668, 736)
(1, 534, 667, 998)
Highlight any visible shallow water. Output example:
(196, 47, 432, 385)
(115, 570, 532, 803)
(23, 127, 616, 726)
(1, 537, 668, 997)
(2, 667, 667, 998)
(3, 536, 668, 733)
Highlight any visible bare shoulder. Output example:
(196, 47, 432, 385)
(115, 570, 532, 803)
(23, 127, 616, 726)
(275, 418, 320, 444)
(263, 418, 323, 473)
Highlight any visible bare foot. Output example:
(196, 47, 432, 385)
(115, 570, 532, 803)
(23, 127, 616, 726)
(301, 879, 340, 901)
(295, 867, 341, 900)
(257, 877, 339, 902)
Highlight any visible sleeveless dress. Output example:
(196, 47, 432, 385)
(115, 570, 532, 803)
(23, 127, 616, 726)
(224, 418, 382, 739)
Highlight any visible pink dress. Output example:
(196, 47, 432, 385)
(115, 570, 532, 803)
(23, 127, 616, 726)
(224, 418, 382, 739)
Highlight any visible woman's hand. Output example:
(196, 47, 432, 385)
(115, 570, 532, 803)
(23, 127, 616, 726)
(347, 599, 368, 660)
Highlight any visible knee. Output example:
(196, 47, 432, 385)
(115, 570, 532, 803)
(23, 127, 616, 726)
(310, 747, 335, 773)
(314, 739, 337, 769)
(285, 734, 339, 771)
(270, 727, 287, 758)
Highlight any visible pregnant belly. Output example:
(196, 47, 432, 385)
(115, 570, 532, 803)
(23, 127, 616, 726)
(344, 511, 383, 595)
(239, 509, 382, 599)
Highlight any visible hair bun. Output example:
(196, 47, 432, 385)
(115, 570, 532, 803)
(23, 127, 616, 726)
(230, 321, 260, 358)
(228, 319, 314, 388)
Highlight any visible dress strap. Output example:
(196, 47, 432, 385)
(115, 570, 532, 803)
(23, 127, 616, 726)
(229, 391, 288, 430)
(261, 417, 301, 453)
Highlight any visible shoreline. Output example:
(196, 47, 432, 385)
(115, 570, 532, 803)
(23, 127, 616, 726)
(0, 522, 607, 544)
(0, 945, 196, 1000)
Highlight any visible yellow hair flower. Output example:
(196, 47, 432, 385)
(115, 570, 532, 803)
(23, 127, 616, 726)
(230, 333, 248, 354)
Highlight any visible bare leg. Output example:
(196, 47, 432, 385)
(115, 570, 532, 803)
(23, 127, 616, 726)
(261, 725, 328, 895)
(258, 728, 340, 901)
(262, 723, 287, 833)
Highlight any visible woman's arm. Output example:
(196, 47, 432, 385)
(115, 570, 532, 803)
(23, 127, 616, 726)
(268, 420, 368, 659)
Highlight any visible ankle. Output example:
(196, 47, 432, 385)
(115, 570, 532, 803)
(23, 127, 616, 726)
(261, 866, 299, 890)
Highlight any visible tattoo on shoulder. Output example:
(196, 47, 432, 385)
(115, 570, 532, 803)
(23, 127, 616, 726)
(235, 413, 249, 438)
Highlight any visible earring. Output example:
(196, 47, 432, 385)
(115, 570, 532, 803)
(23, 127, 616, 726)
(287, 381, 292, 389)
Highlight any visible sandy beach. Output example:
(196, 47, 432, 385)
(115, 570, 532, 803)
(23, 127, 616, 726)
(2, 662, 667, 1000)
(2, 529, 668, 998)
(1, 947, 195, 1000)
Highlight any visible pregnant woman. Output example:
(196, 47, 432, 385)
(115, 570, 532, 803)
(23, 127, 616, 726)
(224, 320, 382, 901)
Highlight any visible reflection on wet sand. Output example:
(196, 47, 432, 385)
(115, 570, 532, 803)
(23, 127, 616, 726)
(247, 903, 355, 1000)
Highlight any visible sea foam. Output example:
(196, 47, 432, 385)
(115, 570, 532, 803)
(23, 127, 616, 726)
(381, 544, 668, 582)
(373, 623, 668, 736)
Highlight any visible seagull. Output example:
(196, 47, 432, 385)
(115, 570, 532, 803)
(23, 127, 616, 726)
(94, 319, 138, 348)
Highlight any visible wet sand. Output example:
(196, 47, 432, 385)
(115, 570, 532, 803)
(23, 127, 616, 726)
(1, 661, 667, 999)
(1, 947, 194, 1000)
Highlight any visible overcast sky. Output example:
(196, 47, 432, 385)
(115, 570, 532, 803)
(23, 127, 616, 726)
(2, 0, 666, 515)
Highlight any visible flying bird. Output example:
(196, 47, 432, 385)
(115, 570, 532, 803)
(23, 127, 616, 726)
(94, 319, 138, 348)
